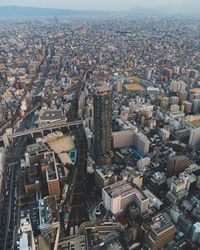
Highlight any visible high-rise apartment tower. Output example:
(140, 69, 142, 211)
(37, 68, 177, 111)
(93, 85, 112, 163)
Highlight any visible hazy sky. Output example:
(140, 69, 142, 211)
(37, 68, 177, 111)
(0, 0, 198, 11)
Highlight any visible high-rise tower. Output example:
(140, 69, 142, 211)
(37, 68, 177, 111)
(93, 85, 112, 163)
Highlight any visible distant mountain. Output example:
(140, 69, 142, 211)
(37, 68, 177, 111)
(0, 6, 114, 17)
(125, 6, 200, 17)
(0, 5, 199, 18)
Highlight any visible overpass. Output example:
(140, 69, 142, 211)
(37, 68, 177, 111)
(0, 84, 78, 135)
(0, 120, 83, 147)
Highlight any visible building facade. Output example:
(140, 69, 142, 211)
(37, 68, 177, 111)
(102, 180, 149, 215)
(93, 85, 112, 163)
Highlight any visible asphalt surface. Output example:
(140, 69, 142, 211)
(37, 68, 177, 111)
(0, 48, 50, 249)
(0, 57, 90, 249)
(0, 135, 26, 250)
(65, 126, 89, 235)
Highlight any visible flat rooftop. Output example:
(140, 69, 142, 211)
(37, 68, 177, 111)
(26, 164, 40, 185)
(95, 85, 112, 95)
(104, 180, 147, 201)
(39, 109, 66, 121)
(19, 217, 34, 250)
(26, 142, 49, 156)
(45, 153, 59, 181)
(39, 196, 59, 229)
(149, 213, 175, 236)
(186, 164, 200, 175)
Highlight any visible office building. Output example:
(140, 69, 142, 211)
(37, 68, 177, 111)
(167, 155, 189, 176)
(95, 166, 117, 188)
(137, 157, 151, 169)
(192, 222, 200, 244)
(159, 128, 170, 142)
(177, 214, 192, 235)
(167, 173, 190, 202)
(134, 132, 150, 156)
(93, 85, 112, 163)
(171, 174, 190, 193)
(185, 163, 200, 189)
(102, 180, 149, 215)
(144, 213, 176, 250)
(112, 130, 135, 149)
(189, 127, 200, 148)
(121, 168, 143, 188)
(36, 109, 67, 128)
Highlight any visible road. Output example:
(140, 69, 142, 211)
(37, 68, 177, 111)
(0, 136, 27, 250)
(0, 44, 52, 249)
(0, 52, 91, 248)
(65, 126, 88, 236)
(62, 69, 92, 235)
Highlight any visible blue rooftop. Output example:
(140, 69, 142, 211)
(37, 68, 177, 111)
(130, 146, 142, 159)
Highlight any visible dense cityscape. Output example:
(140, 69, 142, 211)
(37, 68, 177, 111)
(0, 7, 200, 250)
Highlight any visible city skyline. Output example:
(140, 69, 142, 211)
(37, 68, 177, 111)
(0, 1, 200, 249)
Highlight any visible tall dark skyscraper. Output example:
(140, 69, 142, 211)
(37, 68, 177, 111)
(93, 85, 112, 163)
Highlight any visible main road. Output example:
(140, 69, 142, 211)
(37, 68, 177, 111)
(0, 43, 52, 249)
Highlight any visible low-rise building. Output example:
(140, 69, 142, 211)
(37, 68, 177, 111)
(18, 217, 36, 250)
(95, 166, 117, 188)
(36, 109, 67, 128)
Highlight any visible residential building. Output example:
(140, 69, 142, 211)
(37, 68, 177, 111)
(93, 85, 112, 163)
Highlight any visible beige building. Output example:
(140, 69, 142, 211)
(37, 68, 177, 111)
(19, 217, 36, 250)
(189, 127, 200, 148)
(167, 155, 189, 176)
(102, 180, 149, 215)
(95, 168, 117, 188)
(112, 130, 135, 149)
(169, 80, 186, 92)
(144, 213, 176, 250)
(122, 168, 143, 188)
